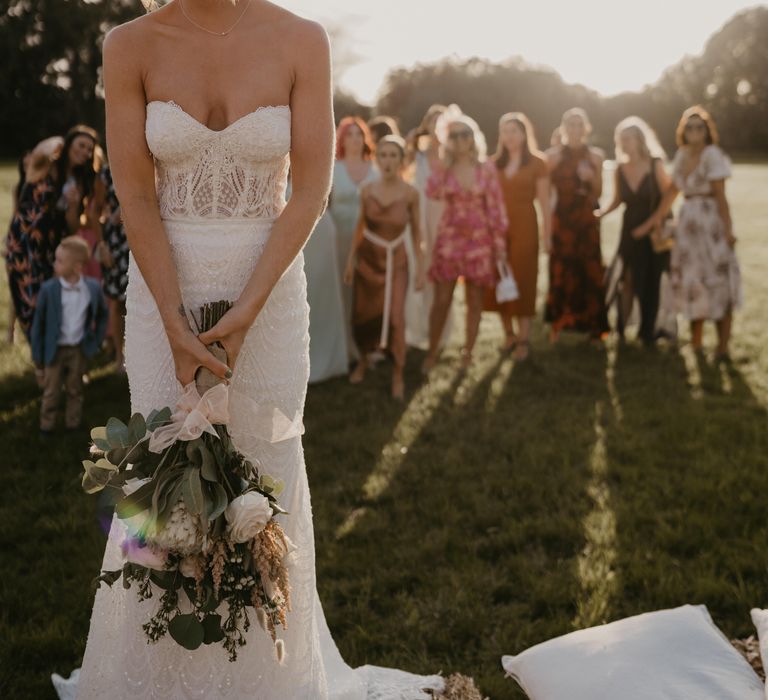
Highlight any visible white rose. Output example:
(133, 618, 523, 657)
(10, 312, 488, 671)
(225, 492, 272, 543)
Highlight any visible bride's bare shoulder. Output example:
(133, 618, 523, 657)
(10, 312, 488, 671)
(103, 5, 170, 59)
(258, 1, 329, 50)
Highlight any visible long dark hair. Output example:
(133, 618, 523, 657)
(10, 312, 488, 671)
(493, 112, 540, 170)
(54, 124, 100, 199)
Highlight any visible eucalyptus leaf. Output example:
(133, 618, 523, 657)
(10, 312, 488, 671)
(115, 479, 156, 520)
(106, 417, 132, 449)
(206, 483, 228, 522)
(202, 614, 225, 644)
(146, 406, 173, 432)
(81, 460, 115, 494)
(90, 426, 111, 452)
(128, 412, 148, 443)
(183, 468, 205, 516)
(168, 614, 205, 651)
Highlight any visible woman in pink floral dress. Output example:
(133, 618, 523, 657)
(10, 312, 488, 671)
(423, 106, 508, 370)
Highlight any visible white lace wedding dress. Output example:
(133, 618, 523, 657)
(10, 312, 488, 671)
(54, 101, 444, 700)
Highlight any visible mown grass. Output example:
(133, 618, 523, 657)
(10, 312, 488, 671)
(0, 162, 766, 699)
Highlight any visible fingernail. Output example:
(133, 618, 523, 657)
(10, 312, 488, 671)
(225, 368, 233, 379)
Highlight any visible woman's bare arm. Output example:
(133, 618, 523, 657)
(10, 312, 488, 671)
(199, 20, 334, 368)
(711, 179, 735, 247)
(590, 148, 604, 200)
(102, 22, 230, 385)
(535, 175, 553, 253)
(596, 169, 622, 218)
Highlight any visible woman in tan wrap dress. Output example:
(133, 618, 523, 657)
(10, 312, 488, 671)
(345, 136, 425, 399)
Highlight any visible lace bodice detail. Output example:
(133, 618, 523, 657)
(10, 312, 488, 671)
(145, 101, 291, 220)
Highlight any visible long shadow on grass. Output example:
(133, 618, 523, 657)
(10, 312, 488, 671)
(314, 342, 608, 700)
(0, 364, 128, 700)
(607, 345, 768, 641)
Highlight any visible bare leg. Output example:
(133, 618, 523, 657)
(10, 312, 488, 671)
(463, 282, 484, 367)
(690, 319, 704, 351)
(350, 355, 368, 384)
(424, 280, 456, 371)
(500, 311, 516, 350)
(716, 312, 732, 358)
(390, 265, 407, 399)
(6, 301, 16, 344)
(514, 316, 532, 360)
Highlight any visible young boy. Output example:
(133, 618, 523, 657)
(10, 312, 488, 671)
(31, 236, 109, 435)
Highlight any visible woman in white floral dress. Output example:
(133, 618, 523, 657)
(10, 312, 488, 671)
(633, 106, 741, 360)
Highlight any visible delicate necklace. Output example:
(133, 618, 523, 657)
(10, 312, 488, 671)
(178, 0, 252, 37)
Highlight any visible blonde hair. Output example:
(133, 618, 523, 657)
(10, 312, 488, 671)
(59, 236, 91, 266)
(614, 116, 666, 163)
(435, 104, 487, 165)
(560, 107, 592, 143)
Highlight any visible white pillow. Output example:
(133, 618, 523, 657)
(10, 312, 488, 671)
(502, 605, 763, 699)
(750, 608, 768, 700)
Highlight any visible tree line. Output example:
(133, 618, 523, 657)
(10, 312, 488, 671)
(1, 2, 766, 158)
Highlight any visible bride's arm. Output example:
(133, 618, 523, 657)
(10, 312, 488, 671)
(102, 24, 231, 386)
(199, 21, 334, 368)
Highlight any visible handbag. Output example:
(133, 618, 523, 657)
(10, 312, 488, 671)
(496, 261, 519, 304)
(649, 158, 676, 254)
(650, 219, 676, 253)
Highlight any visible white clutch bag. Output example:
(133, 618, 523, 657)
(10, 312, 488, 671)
(496, 262, 519, 304)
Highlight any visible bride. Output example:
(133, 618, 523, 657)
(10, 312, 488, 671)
(54, 1, 444, 698)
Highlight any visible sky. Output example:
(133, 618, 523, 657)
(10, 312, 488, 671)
(280, 0, 761, 103)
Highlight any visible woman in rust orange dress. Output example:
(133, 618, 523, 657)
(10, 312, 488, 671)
(485, 113, 551, 361)
(345, 136, 425, 399)
(545, 108, 609, 342)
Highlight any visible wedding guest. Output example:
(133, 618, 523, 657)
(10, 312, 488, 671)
(404, 103, 452, 350)
(99, 165, 130, 372)
(423, 105, 508, 371)
(633, 106, 741, 360)
(304, 201, 349, 383)
(598, 117, 671, 345)
(5, 136, 67, 338)
(3, 151, 30, 344)
(345, 136, 425, 399)
(72, 135, 107, 281)
(329, 116, 378, 361)
(30, 236, 108, 436)
(485, 112, 551, 361)
(545, 108, 608, 343)
(368, 115, 401, 143)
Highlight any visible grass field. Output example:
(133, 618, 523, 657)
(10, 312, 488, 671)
(0, 161, 766, 699)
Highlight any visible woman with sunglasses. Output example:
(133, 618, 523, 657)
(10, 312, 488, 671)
(422, 105, 508, 371)
(633, 106, 741, 360)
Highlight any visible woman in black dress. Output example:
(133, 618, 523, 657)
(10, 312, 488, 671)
(599, 117, 671, 344)
(99, 165, 130, 371)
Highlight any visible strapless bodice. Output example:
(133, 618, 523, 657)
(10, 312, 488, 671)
(145, 100, 291, 221)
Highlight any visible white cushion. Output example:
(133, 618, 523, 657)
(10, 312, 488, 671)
(502, 605, 763, 699)
(750, 608, 768, 700)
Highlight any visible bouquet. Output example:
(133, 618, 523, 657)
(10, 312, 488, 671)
(83, 301, 294, 662)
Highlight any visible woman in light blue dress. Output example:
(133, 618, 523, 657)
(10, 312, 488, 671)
(329, 117, 378, 362)
(303, 208, 349, 383)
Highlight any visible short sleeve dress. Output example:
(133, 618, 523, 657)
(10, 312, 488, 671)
(427, 160, 508, 288)
(670, 145, 742, 320)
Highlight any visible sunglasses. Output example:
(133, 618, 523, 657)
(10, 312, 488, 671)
(685, 122, 707, 132)
(448, 130, 473, 141)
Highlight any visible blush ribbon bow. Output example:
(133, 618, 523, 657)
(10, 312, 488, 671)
(148, 382, 230, 454)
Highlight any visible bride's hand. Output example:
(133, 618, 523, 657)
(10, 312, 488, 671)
(197, 303, 254, 377)
(168, 323, 232, 387)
